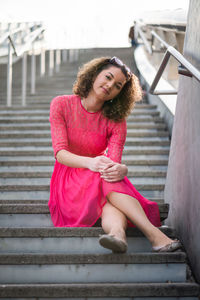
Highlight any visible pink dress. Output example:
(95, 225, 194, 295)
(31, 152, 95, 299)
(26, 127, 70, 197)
(48, 95, 161, 228)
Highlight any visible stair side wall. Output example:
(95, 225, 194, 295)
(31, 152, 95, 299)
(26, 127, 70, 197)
(165, 0, 200, 283)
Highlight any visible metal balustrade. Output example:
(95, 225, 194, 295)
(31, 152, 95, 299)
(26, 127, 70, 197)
(136, 23, 200, 95)
(0, 22, 79, 107)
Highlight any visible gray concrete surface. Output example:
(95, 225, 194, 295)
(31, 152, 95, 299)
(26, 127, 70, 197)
(164, 0, 200, 283)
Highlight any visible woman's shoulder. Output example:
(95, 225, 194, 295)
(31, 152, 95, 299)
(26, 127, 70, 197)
(50, 94, 80, 109)
(50, 94, 79, 105)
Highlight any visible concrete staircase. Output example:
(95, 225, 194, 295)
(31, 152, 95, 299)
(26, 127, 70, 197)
(0, 48, 199, 299)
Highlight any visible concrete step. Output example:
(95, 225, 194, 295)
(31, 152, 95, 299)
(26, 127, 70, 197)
(0, 202, 168, 214)
(0, 145, 170, 151)
(0, 155, 169, 166)
(0, 123, 167, 130)
(0, 130, 169, 139)
(0, 116, 165, 123)
(0, 282, 199, 299)
(0, 252, 186, 284)
(0, 164, 168, 173)
(0, 206, 168, 228)
(0, 104, 158, 110)
(0, 226, 174, 254)
(0, 197, 164, 205)
(0, 170, 167, 178)
(0, 138, 171, 147)
(0, 148, 170, 156)
(0, 177, 166, 187)
(0, 110, 160, 117)
(0, 184, 166, 192)
(0, 190, 165, 201)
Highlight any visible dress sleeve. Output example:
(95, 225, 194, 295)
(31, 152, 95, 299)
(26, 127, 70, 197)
(49, 96, 69, 158)
(106, 119, 127, 163)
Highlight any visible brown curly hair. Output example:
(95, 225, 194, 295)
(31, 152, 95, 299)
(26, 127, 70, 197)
(73, 57, 142, 122)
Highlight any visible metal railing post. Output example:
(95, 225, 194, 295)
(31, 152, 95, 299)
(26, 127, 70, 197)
(40, 48, 45, 77)
(22, 52, 27, 106)
(75, 49, 79, 61)
(69, 49, 74, 62)
(62, 49, 67, 62)
(56, 49, 61, 73)
(49, 49, 54, 76)
(7, 42, 13, 107)
(31, 45, 36, 95)
(149, 50, 171, 94)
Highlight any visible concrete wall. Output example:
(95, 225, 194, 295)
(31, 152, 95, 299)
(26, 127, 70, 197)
(164, 0, 200, 283)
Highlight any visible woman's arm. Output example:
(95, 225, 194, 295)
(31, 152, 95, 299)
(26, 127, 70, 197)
(56, 149, 115, 172)
(101, 119, 128, 182)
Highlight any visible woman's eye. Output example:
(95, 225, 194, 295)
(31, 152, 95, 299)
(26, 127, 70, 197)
(106, 75, 111, 79)
(116, 85, 121, 90)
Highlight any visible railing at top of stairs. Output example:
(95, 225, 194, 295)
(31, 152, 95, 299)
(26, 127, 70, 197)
(136, 22, 200, 95)
(0, 22, 79, 107)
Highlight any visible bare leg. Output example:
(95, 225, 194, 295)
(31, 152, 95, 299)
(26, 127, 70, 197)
(101, 202, 127, 243)
(107, 192, 174, 248)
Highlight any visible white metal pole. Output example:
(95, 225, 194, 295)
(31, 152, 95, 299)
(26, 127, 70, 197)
(56, 49, 61, 73)
(49, 49, 54, 76)
(22, 52, 27, 106)
(31, 45, 36, 95)
(7, 42, 13, 107)
(62, 49, 67, 62)
(40, 48, 45, 77)
(75, 49, 79, 61)
(69, 49, 72, 62)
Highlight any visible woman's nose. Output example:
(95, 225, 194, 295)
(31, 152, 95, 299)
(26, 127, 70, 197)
(106, 81, 114, 90)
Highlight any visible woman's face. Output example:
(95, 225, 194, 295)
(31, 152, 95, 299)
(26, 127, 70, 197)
(91, 66, 127, 102)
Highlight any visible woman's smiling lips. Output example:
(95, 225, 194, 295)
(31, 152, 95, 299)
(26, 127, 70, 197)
(101, 87, 109, 94)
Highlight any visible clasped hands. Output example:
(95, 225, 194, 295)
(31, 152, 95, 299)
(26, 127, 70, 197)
(88, 155, 128, 182)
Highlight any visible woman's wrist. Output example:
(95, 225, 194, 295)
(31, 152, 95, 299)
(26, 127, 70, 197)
(121, 164, 128, 176)
(83, 157, 92, 169)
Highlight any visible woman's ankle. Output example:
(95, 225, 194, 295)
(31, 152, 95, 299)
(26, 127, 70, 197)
(109, 228, 127, 242)
(149, 228, 173, 247)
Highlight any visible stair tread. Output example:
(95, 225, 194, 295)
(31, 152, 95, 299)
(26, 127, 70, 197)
(0, 202, 168, 213)
(0, 252, 186, 265)
(0, 226, 174, 237)
(0, 282, 199, 298)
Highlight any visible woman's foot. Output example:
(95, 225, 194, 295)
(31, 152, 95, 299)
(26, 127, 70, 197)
(152, 239, 182, 252)
(150, 228, 182, 252)
(99, 234, 128, 253)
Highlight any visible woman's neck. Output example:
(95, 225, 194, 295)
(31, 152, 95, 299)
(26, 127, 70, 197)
(81, 94, 103, 113)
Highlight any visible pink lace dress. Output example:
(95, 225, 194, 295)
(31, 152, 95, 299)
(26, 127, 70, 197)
(48, 95, 161, 227)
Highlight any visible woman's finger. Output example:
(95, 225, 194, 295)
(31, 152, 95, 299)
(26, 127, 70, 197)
(103, 177, 121, 182)
(102, 165, 118, 173)
(101, 174, 120, 181)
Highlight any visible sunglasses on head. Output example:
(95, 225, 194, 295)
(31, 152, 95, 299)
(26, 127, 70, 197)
(109, 56, 132, 80)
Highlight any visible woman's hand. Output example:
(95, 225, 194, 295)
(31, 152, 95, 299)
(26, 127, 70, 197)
(87, 156, 115, 173)
(100, 163, 128, 182)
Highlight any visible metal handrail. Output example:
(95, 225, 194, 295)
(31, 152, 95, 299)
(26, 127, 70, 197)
(136, 25, 200, 95)
(1, 23, 46, 106)
(149, 45, 200, 95)
(151, 30, 170, 49)
(8, 26, 45, 57)
(0, 25, 25, 45)
(1, 22, 79, 107)
(149, 31, 200, 95)
(137, 26, 152, 55)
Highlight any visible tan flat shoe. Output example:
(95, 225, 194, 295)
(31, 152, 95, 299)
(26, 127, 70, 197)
(99, 234, 128, 253)
(152, 239, 182, 253)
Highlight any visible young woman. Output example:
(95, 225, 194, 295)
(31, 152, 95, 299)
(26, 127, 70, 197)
(49, 56, 181, 253)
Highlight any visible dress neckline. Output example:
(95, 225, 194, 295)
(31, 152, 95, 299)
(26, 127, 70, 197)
(79, 97, 101, 115)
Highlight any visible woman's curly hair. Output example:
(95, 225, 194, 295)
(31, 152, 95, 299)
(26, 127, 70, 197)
(73, 57, 142, 122)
